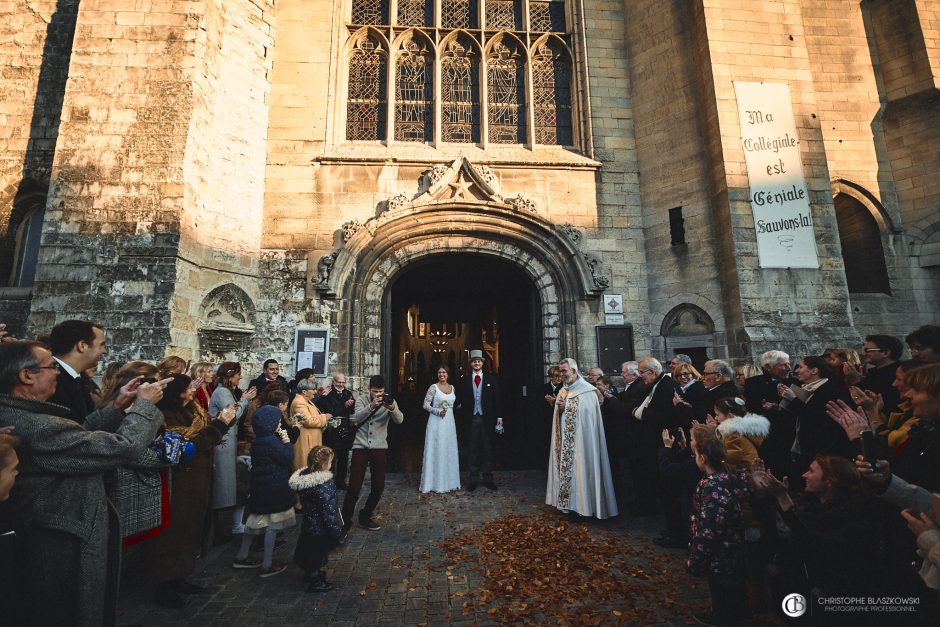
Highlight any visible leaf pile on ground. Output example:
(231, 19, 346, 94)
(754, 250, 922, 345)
(437, 511, 696, 625)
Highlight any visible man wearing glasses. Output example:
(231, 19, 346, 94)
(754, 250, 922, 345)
(860, 334, 903, 414)
(699, 359, 738, 422)
(0, 340, 170, 626)
(631, 358, 680, 514)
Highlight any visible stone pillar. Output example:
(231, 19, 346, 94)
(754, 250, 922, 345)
(688, 0, 859, 359)
(27, 1, 274, 361)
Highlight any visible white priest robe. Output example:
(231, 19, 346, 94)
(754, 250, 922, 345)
(545, 376, 619, 519)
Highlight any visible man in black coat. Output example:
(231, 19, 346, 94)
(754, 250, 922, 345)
(745, 350, 797, 475)
(698, 359, 740, 418)
(631, 357, 679, 514)
(248, 359, 288, 394)
(860, 334, 903, 415)
(455, 349, 503, 491)
(317, 373, 356, 489)
(48, 320, 108, 423)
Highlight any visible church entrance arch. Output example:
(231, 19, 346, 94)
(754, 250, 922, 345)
(386, 253, 542, 472)
(309, 158, 612, 470)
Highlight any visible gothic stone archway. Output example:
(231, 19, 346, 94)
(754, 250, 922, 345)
(312, 158, 610, 381)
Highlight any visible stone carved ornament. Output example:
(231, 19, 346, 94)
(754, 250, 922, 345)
(314, 252, 337, 286)
(342, 219, 364, 243)
(561, 223, 583, 245)
(507, 194, 537, 213)
(583, 252, 610, 289)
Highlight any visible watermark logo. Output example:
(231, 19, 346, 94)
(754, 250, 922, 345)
(783, 593, 807, 618)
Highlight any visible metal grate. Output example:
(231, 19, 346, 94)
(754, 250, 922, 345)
(529, 1, 566, 32)
(442, 0, 477, 29)
(486, 0, 521, 30)
(351, 0, 387, 24)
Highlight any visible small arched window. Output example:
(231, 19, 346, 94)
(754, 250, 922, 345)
(833, 193, 891, 294)
(2, 189, 47, 288)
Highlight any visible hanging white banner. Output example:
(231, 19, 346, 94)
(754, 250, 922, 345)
(733, 81, 819, 268)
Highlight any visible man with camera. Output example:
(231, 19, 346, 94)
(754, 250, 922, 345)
(340, 375, 404, 535)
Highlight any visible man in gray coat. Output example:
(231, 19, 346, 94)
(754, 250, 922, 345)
(0, 340, 169, 626)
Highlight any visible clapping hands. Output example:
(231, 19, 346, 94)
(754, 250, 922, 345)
(826, 399, 871, 440)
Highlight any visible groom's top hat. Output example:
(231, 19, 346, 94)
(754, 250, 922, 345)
(469, 349, 485, 360)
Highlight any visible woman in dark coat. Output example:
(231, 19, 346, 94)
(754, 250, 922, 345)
(778, 356, 853, 487)
(143, 375, 237, 608)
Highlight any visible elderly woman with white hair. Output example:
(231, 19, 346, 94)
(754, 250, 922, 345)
(290, 378, 331, 471)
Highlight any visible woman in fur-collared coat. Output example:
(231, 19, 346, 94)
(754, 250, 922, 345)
(713, 397, 770, 470)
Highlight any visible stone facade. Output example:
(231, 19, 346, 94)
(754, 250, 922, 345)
(0, 0, 937, 382)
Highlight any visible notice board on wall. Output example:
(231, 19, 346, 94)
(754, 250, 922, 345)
(294, 326, 330, 377)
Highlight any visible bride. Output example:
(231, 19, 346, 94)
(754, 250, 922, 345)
(420, 365, 461, 493)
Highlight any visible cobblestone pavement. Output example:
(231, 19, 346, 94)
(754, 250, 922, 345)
(118, 470, 727, 626)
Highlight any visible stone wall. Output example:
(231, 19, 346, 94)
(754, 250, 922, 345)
(170, 0, 275, 363)
(622, 0, 729, 360)
(868, 0, 940, 325)
(23, 1, 274, 364)
(0, 1, 77, 325)
(685, 0, 860, 359)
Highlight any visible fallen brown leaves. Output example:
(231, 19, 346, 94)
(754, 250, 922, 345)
(437, 512, 695, 625)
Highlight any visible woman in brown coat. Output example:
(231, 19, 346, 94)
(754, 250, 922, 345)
(144, 375, 238, 608)
(290, 378, 331, 470)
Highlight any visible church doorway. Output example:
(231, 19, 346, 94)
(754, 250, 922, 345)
(385, 253, 545, 474)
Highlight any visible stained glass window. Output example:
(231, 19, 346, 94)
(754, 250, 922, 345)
(395, 39, 434, 142)
(397, 0, 432, 26)
(487, 39, 526, 143)
(442, 0, 477, 29)
(530, 1, 566, 32)
(344, 1, 577, 146)
(351, 0, 388, 24)
(532, 42, 572, 145)
(346, 35, 388, 141)
(486, 0, 521, 30)
(442, 38, 480, 142)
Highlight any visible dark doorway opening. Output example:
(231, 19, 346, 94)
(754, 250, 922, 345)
(385, 253, 544, 474)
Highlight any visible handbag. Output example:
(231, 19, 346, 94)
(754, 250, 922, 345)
(107, 466, 164, 538)
(324, 416, 358, 449)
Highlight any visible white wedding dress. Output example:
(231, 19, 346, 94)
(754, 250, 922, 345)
(420, 383, 461, 493)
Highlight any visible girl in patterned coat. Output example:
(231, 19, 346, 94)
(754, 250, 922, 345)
(290, 445, 344, 592)
(687, 425, 749, 627)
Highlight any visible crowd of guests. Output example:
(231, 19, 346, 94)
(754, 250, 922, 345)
(0, 320, 393, 625)
(1, 318, 939, 625)
(565, 324, 940, 625)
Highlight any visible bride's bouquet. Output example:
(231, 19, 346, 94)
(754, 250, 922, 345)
(438, 400, 450, 417)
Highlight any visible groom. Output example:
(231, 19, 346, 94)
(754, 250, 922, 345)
(455, 349, 503, 491)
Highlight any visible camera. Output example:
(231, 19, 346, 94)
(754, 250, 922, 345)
(381, 393, 394, 405)
(141, 377, 158, 384)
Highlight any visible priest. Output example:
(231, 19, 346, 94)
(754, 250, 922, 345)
(546, 358, 619, 519)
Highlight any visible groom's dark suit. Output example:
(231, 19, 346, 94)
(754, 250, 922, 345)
(455, 370, 503, 486)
